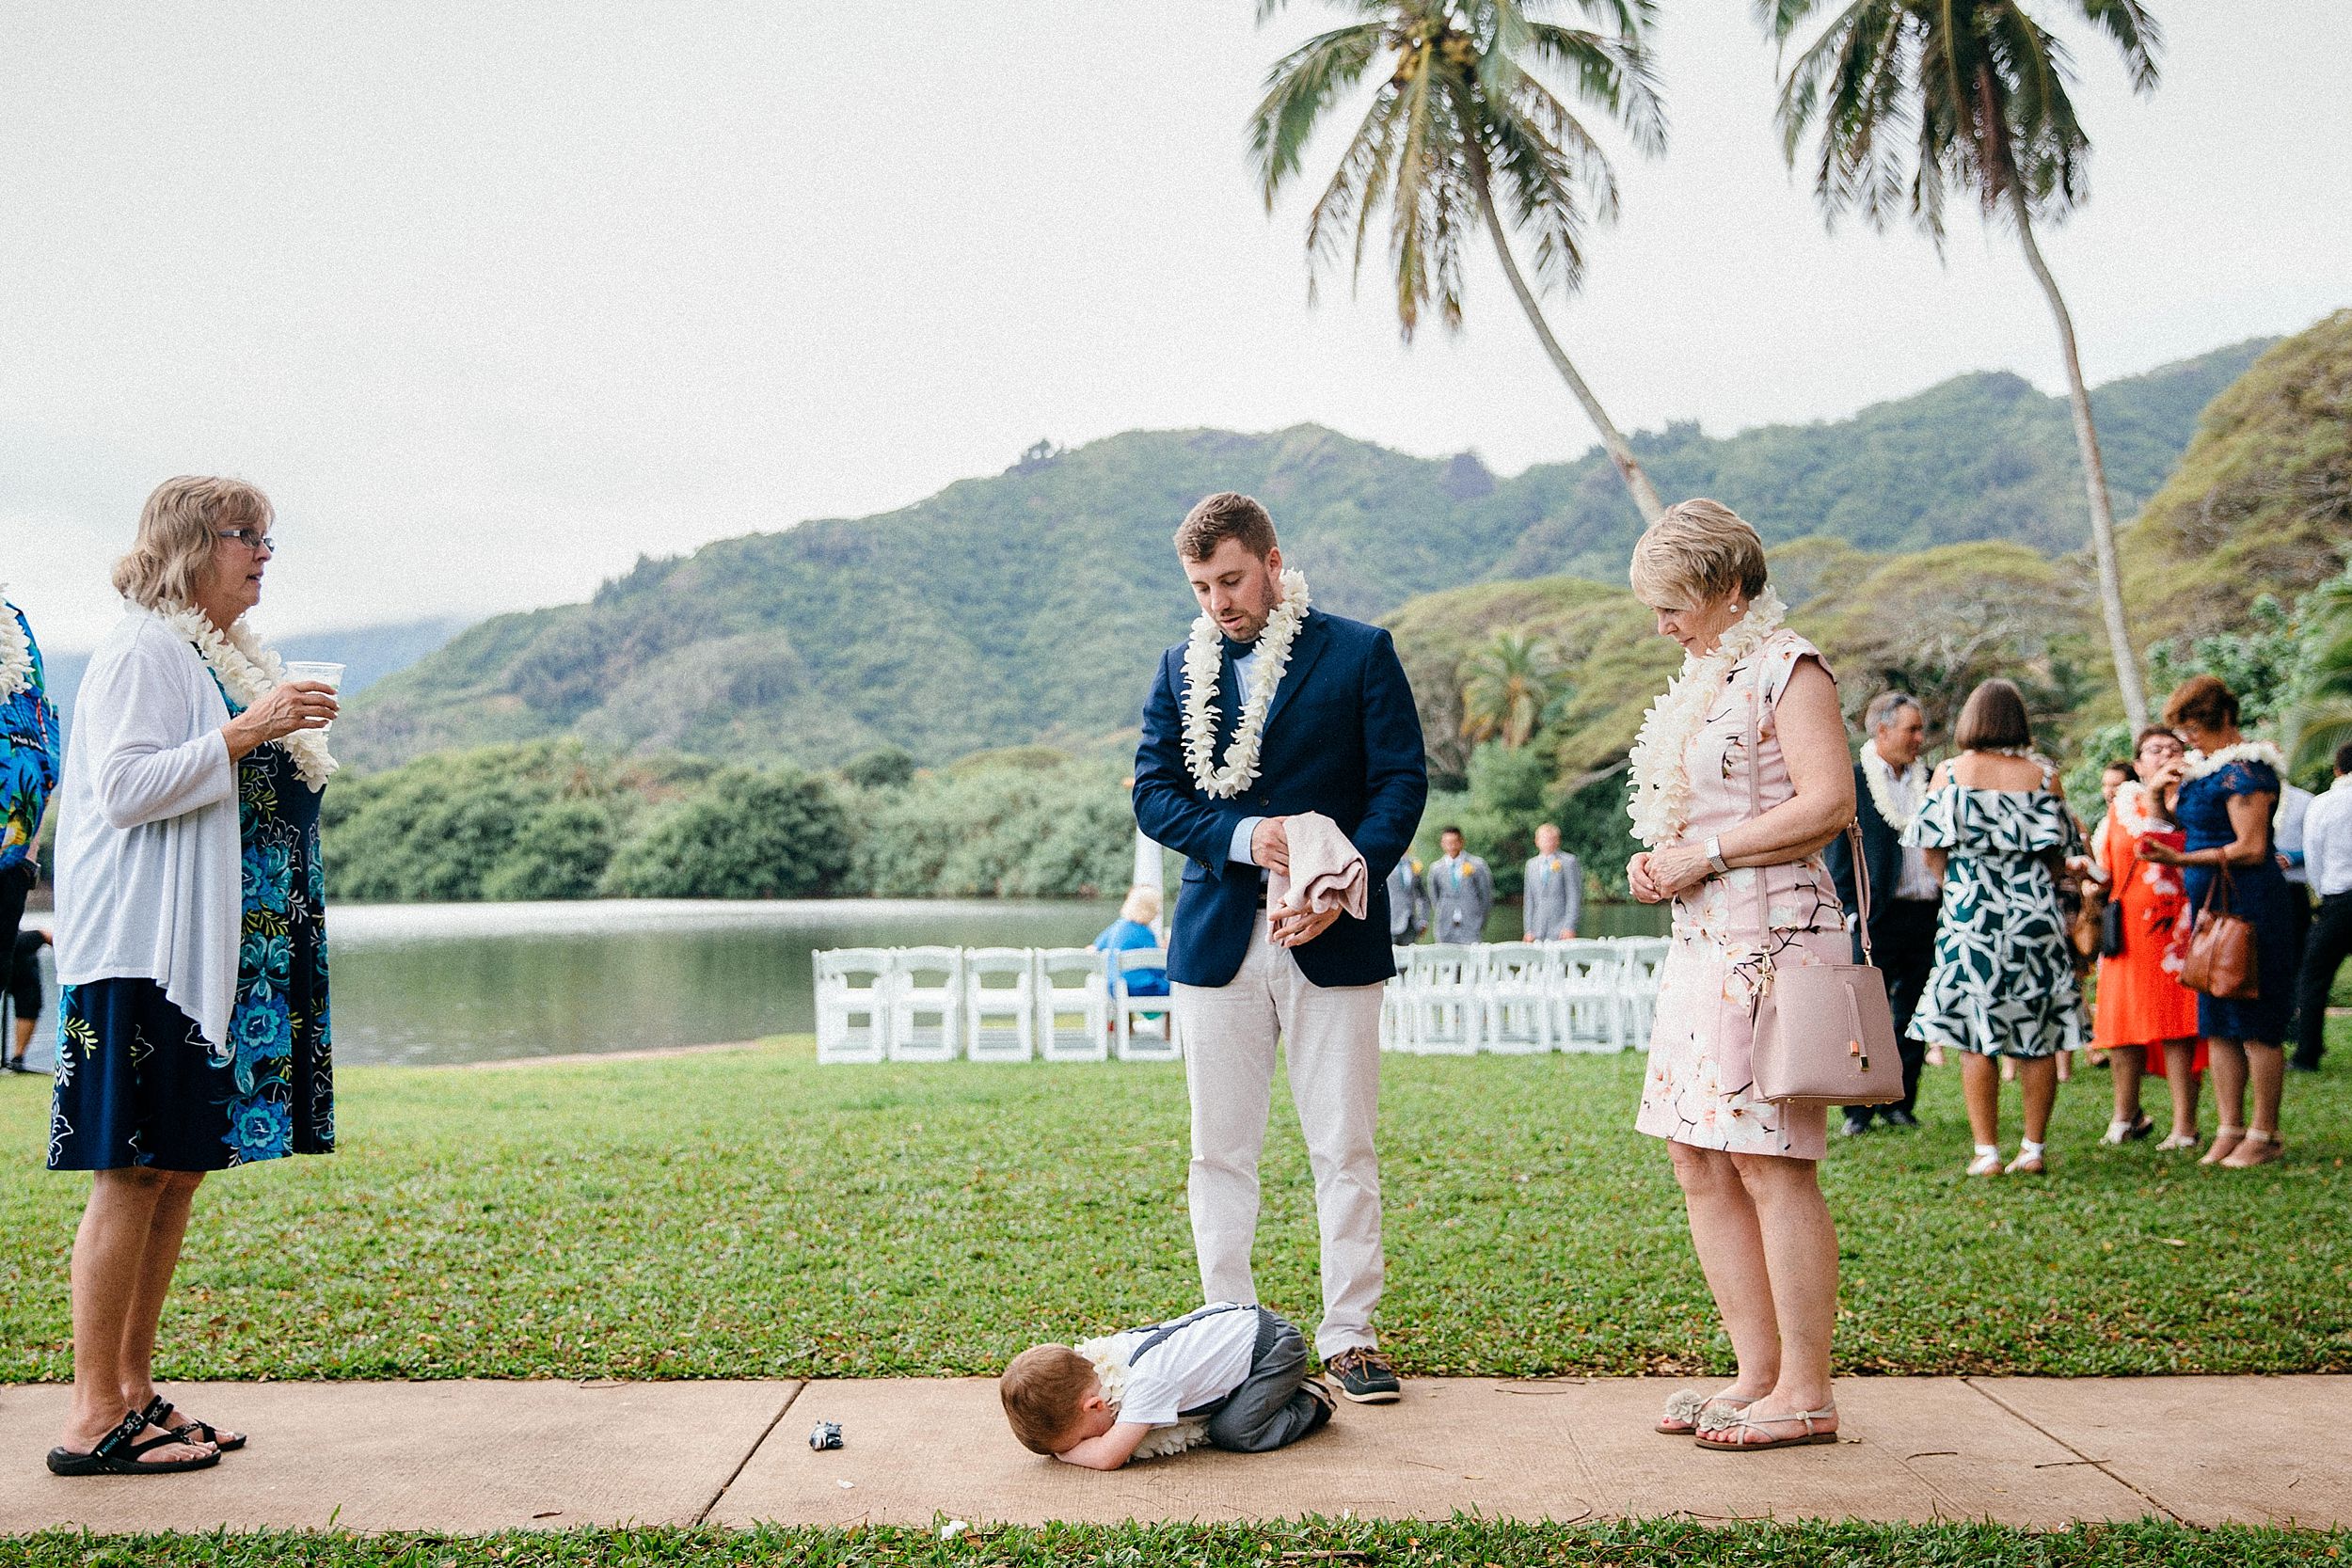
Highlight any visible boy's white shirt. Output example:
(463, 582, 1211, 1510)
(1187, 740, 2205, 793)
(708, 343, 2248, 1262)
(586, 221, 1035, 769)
(1101, 1303, 1259, 1427)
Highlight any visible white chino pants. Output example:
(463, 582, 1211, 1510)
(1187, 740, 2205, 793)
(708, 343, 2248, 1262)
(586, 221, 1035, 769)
(1173, 917, 1386, 1358)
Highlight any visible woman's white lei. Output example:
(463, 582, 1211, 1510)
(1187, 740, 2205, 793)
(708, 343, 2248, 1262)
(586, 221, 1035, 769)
(1858, 738, 1923, 834)
(1181, 568, 1311, 800)
(1074, 1336, 1211, 1461)
(2181, 738, 2286, 784)
(0, 588, 31, 703)
(160, 602, 338, 791)
(1625, 586, 1788, 847)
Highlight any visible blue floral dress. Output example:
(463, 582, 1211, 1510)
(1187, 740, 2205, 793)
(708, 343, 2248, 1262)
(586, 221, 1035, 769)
(2176, 757, 2298, 1044)
(1903, 782, 2086, 1060)
(50, 686, 334, 1171)
(1, 603, 62, 878)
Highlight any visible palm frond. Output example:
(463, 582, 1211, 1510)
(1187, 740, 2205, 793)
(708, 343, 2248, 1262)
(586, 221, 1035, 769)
(1523, 22, 1666, 153)
(1249, 22, 1390, 209)
(2074, 0, 2161, 90)
(1302, 83, 1406, 303)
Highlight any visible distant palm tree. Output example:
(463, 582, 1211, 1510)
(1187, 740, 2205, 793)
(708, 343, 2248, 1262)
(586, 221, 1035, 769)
(1757, 0, 2162, 729)
(1251, 0, 1669, 521)
(2289, 570, 2352, 780)
(1460, 629, 1570, 747)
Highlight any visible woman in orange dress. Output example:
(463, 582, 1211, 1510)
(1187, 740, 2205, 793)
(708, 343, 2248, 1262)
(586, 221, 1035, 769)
(2093, 727, 2204, 1148)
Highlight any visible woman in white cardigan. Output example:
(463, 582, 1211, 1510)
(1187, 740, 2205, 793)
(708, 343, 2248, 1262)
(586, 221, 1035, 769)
(45, 477, 339, 1478)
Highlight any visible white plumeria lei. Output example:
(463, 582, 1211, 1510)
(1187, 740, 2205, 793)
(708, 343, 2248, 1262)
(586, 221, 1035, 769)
(1625, 586, 1788, 847)
(160, 602, 338, 791)
(1858, 737, 1924, 833)
(0, 586, 31, 703)
(2182, 737, 2286, 783)
(1074, 1336, 1211, 1460)
(1181, 567, 1311, 800)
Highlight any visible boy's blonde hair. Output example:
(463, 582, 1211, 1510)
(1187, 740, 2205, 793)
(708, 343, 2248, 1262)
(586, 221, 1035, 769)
(1000, 1344, 1097, 1454)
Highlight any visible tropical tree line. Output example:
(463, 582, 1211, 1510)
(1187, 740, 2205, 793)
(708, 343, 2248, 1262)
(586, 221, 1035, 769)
(321, 741, 1136, 905)
(1254, 0, 2165, 726)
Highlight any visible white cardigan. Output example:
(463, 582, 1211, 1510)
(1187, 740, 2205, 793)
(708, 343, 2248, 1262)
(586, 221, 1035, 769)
(54, 610, 241, 1052)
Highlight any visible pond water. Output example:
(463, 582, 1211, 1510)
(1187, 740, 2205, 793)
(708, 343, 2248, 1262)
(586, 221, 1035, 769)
(7, 897, 1668, 1069)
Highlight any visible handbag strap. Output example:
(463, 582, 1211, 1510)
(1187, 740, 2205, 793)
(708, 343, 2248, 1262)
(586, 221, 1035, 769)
(1734, 658, 1874, 962)
(2199, 859, 2237, 917)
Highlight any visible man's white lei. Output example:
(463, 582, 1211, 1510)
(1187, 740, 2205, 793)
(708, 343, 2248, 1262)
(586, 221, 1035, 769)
(0, 589, 30, 703)
(1181, 568, 1311, 800)
(1074, 1336, 1211, 1461)
(2181, 738, 2286, 784)
(160, 602, 338, 791)
(1859, 737, 1924, 834)
(1625, 586, 1788, 847)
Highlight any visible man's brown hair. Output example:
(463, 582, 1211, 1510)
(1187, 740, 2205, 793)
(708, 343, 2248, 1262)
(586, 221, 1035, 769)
(1953, 678, 2033, 754)
(1000, 1344, 1097, 1455)
(2163, 673, 2241, 734)
(1174, 491, 1277, 562)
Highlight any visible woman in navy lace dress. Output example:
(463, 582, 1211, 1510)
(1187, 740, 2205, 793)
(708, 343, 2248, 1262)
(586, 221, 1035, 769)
(2137, 675, 2297, 1168)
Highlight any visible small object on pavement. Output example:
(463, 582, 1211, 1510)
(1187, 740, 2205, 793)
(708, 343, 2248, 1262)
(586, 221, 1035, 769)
(809, 1420, 844, 1450)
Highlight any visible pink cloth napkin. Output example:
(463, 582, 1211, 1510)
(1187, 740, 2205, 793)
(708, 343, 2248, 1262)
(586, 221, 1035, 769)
(1268, 811, 1368, 924)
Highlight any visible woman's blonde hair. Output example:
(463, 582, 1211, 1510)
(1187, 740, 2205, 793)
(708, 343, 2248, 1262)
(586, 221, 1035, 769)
(1628, 499, 1768, 610)
(112, 476, 272, 611)
(1120, 885, 1162, 925)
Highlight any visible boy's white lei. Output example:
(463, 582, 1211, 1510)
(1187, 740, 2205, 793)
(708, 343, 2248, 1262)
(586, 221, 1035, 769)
(1074, 1336, 1211, 1460)
(1859, 737, 1923, 834)
(1625, 586, 1788, 847)
(160, 602, 338, 791)
(0, 589, 30, 703)
(2181, 738, 2285, 784)
(1181, 568, 1311, 800)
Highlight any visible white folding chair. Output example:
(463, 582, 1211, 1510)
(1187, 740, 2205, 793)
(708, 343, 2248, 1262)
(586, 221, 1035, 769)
(1381, 945, 1418, 1053)
(814, 948, 893, 1064)
(1112, 947, 1181, 1062)
(1551, 939, 1625, 1053)
(1613, 937, 1670, 1050)
(1405, 944, 1484, 1054)
(962, 947, 1036, 1062)
(1035, 947, 1111, 1062)
(888, 945, 964, 1061)
(1482, 943, 1553, 1053)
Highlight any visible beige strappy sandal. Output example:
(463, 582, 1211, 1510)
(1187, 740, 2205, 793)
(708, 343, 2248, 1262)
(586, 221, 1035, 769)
(1655, 1389, 1752, 1436)
(2220, 1129, 2281, 1167)
(2200, 1127, 2246, 1166)
(1694, 1402, 1840, 1451)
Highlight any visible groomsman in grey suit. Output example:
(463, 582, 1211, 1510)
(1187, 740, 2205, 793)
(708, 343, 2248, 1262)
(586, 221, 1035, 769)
(1521, 823, 1581, 942)
(1424, 826, 1493, 944)
(1386, 854, 1428, 942)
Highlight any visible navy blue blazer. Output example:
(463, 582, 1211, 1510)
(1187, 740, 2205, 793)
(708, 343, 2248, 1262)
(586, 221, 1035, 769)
(1133, 609, 1427, 989)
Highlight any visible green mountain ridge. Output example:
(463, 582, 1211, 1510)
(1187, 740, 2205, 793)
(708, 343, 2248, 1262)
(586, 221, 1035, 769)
(342, 336, 2275, 771)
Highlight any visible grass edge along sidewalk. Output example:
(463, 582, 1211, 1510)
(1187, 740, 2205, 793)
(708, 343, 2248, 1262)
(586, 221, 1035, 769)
(2, 1519, 2347, 1567)
(0, 1029, 2344, 1382)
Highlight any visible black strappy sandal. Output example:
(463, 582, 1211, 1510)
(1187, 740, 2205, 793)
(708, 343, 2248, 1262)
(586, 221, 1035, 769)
(46, 1408, 220, 1476)
(144, 1393, 246, 1452)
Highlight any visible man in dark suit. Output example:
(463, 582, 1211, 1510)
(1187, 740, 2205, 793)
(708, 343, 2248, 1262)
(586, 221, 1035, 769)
(1134, 492, 1427, 1405)
(1824, 691, 1940, 1134)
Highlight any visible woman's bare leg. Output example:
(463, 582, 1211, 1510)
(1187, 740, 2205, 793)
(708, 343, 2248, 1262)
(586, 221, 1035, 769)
(2110, 1046, 2145, 1125)
(1722, 1152, 1840, 1437)
(57, 1169, 212, 1462)
(2161, 1039, 2200, 1139)
(1668, 1143, 1779, 1401)
(2018, 1056, 2058, 1145)
(1961, 1053, 2002, 1148)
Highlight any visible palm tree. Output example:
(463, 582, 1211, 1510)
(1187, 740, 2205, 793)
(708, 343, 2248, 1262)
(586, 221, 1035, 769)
(1757, 0, 2162, 729)
(1251, 0, 1669, 521)
(2288, 570, 2352, 780)
(1460, 629, 1571, 747)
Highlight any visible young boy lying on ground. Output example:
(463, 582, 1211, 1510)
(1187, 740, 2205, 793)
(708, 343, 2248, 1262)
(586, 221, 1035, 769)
(1000, 1302, 1335, 1469)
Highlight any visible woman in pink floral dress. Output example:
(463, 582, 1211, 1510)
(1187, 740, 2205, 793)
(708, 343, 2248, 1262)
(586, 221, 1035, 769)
(1623, 501, 1857, 1453)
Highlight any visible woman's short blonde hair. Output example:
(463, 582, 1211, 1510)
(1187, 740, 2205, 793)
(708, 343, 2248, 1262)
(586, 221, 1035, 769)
(112, 476, 272, 611)
(1628, 499, 1768, 610)
(1120, 885, 1162, 925)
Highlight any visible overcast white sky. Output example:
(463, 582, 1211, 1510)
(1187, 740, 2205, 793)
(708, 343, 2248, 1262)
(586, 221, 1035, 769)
(7, 1, 2346, 650)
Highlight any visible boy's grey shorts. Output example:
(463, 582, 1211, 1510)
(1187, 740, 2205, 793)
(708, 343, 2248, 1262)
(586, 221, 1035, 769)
(1201, 1307, 1331, 1454)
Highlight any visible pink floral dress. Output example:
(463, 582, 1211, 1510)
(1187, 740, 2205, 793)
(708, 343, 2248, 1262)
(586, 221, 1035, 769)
(1634, 629, 1844, 1162)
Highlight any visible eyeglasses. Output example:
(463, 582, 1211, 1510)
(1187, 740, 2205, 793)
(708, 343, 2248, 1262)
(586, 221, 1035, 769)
(215, 528, 276, 552)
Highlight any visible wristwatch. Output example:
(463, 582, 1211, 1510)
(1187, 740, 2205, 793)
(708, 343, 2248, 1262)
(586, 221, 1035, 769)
(1704, 836, 1730, 876)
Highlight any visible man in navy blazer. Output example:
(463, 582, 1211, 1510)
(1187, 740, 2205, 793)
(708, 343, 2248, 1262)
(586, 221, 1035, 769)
(1133, 492, 1426, 1404)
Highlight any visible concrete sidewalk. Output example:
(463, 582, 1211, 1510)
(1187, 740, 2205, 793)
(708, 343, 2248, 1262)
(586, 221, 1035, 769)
(0, 1376, 2342, 1535)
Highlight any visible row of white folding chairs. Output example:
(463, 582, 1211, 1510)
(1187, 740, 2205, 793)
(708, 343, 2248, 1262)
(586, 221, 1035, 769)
(814, 946, 1180, 1065)
(1381, 939, 1670, 1056)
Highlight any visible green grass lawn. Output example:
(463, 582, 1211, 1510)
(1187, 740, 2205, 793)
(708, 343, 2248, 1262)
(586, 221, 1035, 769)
(0, 1023, 2344, 1384)
(1, 1519, 2344, 1567)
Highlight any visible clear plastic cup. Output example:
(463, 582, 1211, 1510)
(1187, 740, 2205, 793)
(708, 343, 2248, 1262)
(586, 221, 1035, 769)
(282, 661, 345, 731)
